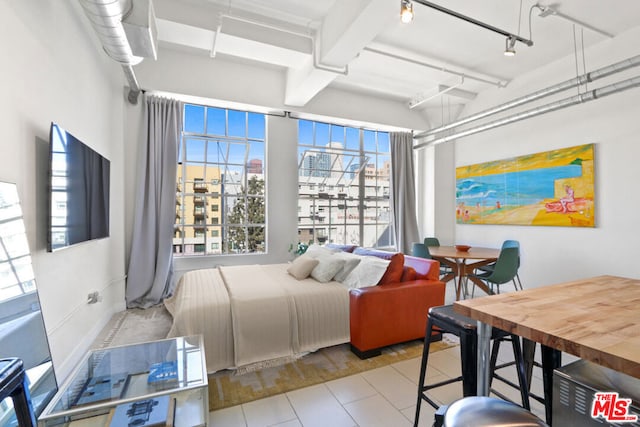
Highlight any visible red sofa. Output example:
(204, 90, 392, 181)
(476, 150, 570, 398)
(347, 248, 446, 358)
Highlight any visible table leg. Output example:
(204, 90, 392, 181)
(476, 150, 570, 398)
(541, 345, 561, 426)
(477, 321, 492, 396)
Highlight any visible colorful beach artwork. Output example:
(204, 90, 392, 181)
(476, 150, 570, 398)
(456, 144, 595, 227)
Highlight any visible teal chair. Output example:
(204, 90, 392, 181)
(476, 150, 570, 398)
(423, 237, 454, 276)
(468, 246, 520, 296)
(423, 237, 441, 247)
(477, 240, 522, 291)
(412, 242, 454, 281)
(412, 242, 431, 259)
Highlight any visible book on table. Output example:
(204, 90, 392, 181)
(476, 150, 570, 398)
(147, 360, 178, 386)
(107, 395, 176, 427)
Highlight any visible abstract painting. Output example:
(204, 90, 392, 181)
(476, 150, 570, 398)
(456, 144, 595, 227)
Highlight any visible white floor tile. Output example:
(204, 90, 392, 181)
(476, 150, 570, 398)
(392, 356, 446, 385)
(286, 384, 356, 427)
(401, 404, 437, 427)
(272, 420, 302, 427)
(344, 394, 412, 427)
(242, 394, 297, 427)
(209, 405, 247, 427)
(325, 373, 378, 405)
(361, 366, 418, 410)
(424, 347, 462, 379)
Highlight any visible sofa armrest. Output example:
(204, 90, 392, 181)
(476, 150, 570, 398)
(349, 279, 445, 353)
(403, 256, 441, 281)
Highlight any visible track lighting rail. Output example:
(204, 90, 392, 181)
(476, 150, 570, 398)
(412, 0, 533, 47)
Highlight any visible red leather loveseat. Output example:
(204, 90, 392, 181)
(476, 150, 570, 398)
(347, 247, 446, 358)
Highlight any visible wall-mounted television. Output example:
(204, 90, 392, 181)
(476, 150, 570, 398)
(48, 122, 110, 252)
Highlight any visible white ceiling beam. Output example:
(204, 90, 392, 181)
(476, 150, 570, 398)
(156, 18, 310, 68)
(319, 0, 396, 67)
(284, 0, 396, 106)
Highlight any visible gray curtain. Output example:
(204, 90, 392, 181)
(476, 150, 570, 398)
(126, 95, 183, 308)
(389, 132, 420, 254)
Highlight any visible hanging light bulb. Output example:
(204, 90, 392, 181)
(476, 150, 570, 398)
(504, 36, 517, 56)
(401, 0, 414, 24)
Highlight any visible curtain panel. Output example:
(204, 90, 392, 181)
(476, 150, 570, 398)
(389, 132, 420, 254)
(126, 95, 183, 308)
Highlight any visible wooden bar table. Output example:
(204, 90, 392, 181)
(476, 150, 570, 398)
(428, 246, 500, 300)
(454, 275, 640, 425)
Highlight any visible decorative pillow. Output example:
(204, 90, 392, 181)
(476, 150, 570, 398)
(310, 254, 346, 283)
(332, 251, 362, 282)
(305, 244, 338, 258)
(352, 247, 395, 260)
(287, 255, 320, 280)
(401, 266, 417, 282)
(324, 243, 358, 253)
(377, 253, 405, 285)
(341, 256, 391, 289)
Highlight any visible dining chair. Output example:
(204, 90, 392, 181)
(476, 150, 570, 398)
(423, 237, 454, 276)
(411, 242, 431, 259)
(477, 240, 523, 291)
(468, 246, 519, 296)
(423, 237, 441, 247)
(412, 243, 453, 279)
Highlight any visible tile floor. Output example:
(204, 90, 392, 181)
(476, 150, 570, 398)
(208, 284, 580, 427)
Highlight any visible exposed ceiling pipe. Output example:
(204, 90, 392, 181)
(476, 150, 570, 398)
(414, 74, 640, 149)
(78, 0, 143, 104)
(364, 47, 505, 88)
(416, 54, 640, 138)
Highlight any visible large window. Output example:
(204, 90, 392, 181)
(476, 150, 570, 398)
(174, 104, 266, 256)
(297, 120, 392, 248)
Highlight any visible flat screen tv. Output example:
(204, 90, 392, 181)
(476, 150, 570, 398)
(48, 122, 110, 252)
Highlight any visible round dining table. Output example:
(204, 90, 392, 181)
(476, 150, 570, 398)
(427, 246, 500, 300)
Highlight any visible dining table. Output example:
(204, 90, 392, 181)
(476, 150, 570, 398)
(453, 275, 640, 426)
(428, 245, 500, 300)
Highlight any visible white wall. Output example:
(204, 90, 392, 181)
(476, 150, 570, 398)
(1, 2, 127, 380)
(430, 27, 640, 288)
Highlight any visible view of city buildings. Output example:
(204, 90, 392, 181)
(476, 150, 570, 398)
(297, 140, 392, 248)
(173, 104, 266, 256)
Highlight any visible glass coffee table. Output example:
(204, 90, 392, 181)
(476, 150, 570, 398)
(38, 336, 208, 427)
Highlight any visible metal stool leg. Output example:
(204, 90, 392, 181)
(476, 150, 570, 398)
(414, 317, 434, 427)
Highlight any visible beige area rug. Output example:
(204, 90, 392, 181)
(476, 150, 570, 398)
(94, 307, 457, 412)
(208, 338, 455, 411)
(91, 304, 173, 349)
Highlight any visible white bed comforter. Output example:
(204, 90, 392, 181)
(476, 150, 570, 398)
(164, 263, 350, 373)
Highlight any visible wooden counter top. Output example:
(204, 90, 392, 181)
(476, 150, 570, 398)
(454, 275, 640, 378)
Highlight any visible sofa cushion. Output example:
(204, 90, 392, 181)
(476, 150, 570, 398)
(342, 256, 390, 289)
(311, 254, 346, 283)
(401, 266, 417, 282)
(324, 243, 358, 253)
(287, 255, 320, 280)
(306, 244, 338, 258)
(352, 247, 395, 260)
(332, 252, 362, 282)
(377, 252, 405, 285)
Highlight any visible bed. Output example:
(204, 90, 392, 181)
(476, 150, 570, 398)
(164, 263, 350, 373)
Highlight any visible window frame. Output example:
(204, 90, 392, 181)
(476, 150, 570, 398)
(296, 120, 393, 248)
(173, 105, 266, 257)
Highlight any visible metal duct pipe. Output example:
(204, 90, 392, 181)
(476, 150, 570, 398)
(78, 0, 142, 104)
(416, 54, 640, 138)
(122, 64, 141, 104)
(414, 74, 640, 149)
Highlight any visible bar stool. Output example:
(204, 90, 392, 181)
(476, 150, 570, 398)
(413, 305, 531, 427)
(435, 396, 548, 427)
